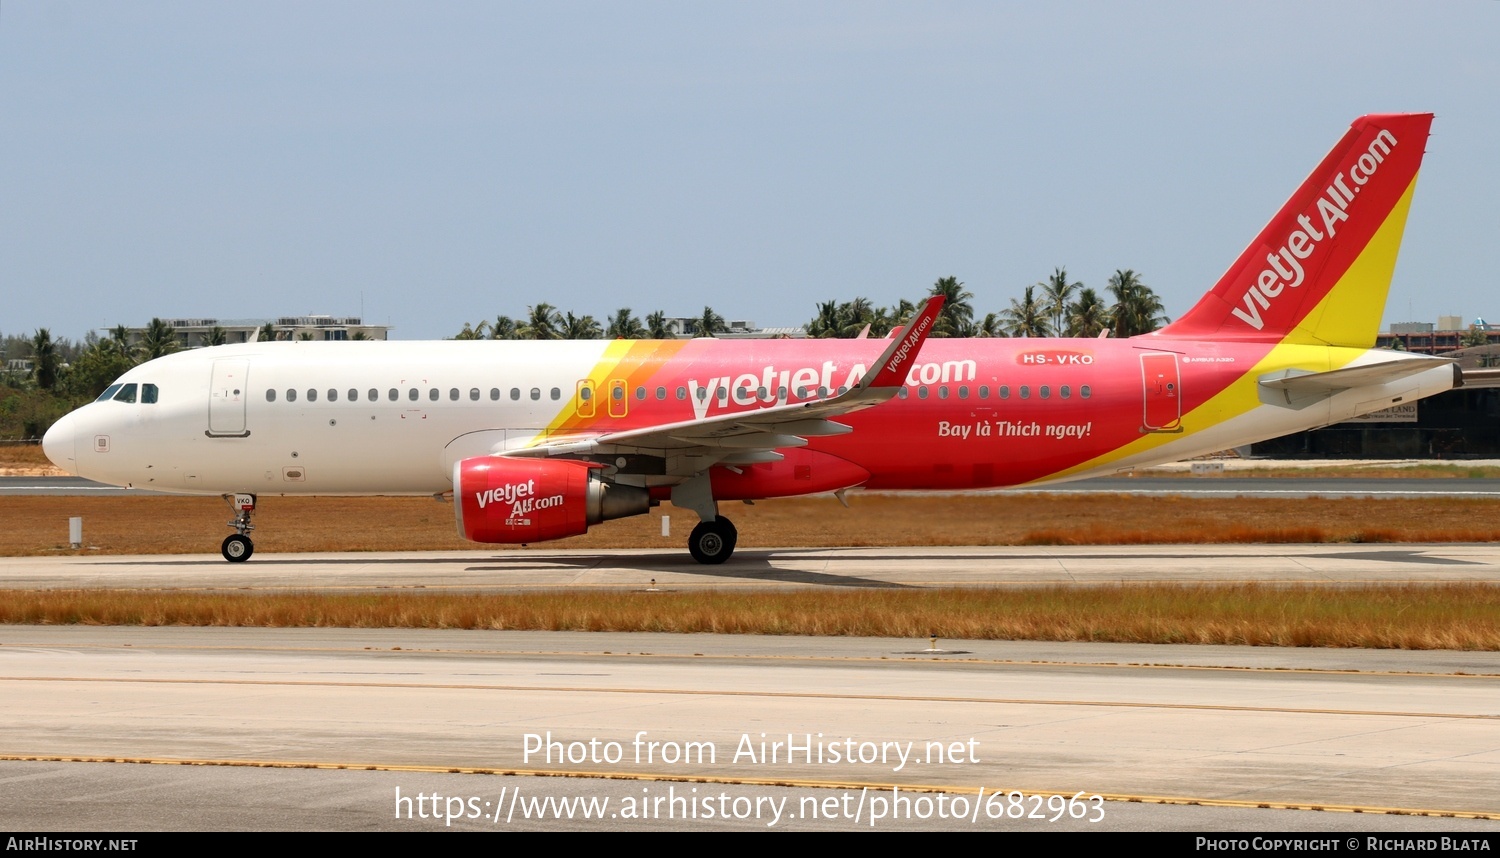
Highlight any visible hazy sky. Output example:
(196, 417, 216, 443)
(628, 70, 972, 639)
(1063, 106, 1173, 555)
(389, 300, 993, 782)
(2, 2, 1496, 342)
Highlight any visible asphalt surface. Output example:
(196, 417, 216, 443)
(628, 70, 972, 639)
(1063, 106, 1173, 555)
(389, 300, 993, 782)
(3, 627, 1498, 832)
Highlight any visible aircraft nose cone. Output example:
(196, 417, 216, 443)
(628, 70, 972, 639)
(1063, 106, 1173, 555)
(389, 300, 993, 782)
(42, 412, 79, 476)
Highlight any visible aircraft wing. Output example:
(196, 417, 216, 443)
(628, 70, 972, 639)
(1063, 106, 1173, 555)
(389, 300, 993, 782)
(506, 296, 944, 464)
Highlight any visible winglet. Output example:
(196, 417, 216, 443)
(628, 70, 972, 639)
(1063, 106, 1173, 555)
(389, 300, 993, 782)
(860, 296, 944, 391)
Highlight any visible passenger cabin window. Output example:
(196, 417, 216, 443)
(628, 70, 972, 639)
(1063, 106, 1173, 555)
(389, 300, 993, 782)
(1081, 385, 1092, 399)
(530, 388, 541, 401)
(113, 383, 138, 403)
(490, 388, 500, 401)
(287, 389, 298, 402)
(348, 389, 358, 402)
(306, 389, 317, 402)
(266, 389, 277, 403)
(469, 388, 480, 401)
(388, 388, 398, 401)
(428, 388, 438, 402)
(327, 389, 338, 402)
(368, 389, 377, 401)
(408, 388, 418, 401)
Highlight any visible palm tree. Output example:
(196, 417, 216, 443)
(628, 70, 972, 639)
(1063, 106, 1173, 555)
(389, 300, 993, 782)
(206, 326, 228, 346)
(106, 325, 135, 361)
(140, 318, 179, 360)
(29, 329, 58, 391)
(606, 308, 646, 339)
(1042, 267, 1082, 335)
(561, 311, 602, 339)
(1107, 270, 1169, 337)
(453, 320, 490, 340)
(490, 316, 519, 340)
(519, 304, 562, 340)
(837, 297, 876, 338)
(695, 306, 727, 338)
(928, 277, 974, 337)
(806, 300, 842, 338)
(1065, 287, 1112, 338)
(257, 323, 277, 342)
(998, 284, 1053, 338)
(975, 313, 1006, 338)
(646, 311, 671, 339)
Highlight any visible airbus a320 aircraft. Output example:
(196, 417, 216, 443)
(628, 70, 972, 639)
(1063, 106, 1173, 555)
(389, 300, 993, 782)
(44, 114, 1460, 564)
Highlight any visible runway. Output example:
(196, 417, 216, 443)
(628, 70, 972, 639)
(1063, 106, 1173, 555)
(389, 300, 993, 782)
(4, 544, 1499, 831)
(1, 626, 1497, 831)
(4, 543, 1500, 590)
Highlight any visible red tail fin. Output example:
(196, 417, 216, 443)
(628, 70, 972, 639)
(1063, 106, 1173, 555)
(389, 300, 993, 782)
(1158, 114, 1432, 347)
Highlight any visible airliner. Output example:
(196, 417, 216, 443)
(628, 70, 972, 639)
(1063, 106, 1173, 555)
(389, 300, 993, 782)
(43, 114, 1461, 564)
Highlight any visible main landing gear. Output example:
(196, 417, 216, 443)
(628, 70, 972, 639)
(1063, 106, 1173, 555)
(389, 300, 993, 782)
(672, 473, 738, 564)
(688, 516, 737, 565)
(221, 493, 257, 562)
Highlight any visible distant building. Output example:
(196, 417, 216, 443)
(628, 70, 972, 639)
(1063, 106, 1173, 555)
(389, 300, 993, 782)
(116, 316, 390, 348)
(659, 317, 759, 338)
(1378, 320, 1472, 354)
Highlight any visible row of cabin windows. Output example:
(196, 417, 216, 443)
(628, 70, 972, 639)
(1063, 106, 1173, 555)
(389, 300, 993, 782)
(262, 382, 1093, 405)
(267, 387, 565, 404)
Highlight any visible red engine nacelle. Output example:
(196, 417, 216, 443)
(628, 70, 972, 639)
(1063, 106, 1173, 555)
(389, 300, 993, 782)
(454, 457, 650, 544)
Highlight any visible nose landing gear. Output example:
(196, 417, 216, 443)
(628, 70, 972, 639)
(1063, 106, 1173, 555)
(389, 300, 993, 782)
(221, 493, 257, 562)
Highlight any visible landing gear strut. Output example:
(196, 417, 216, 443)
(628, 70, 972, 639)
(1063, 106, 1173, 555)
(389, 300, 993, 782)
(688, 516, 736, 565)
(221, 493, 257, 562)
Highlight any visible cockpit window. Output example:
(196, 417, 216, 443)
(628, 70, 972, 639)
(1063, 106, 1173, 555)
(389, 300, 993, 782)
(112, 383, 138, 403)
(97, 384, 123, 403)
(141, 384, 159, 404)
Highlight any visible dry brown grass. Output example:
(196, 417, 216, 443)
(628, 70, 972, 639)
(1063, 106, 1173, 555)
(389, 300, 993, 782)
(6, 493, 1500, 556)
(1145, 464, 1500, 479)
(4, 584, 1497, 649)
(0, 443, 63, 475)
(0, 444, 50, 466)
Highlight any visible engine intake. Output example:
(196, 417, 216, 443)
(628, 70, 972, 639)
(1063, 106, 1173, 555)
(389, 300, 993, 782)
(454, 457, 650, 543)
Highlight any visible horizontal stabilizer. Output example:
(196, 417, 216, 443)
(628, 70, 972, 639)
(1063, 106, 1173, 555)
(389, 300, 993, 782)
(1260, 355, 1451, 393)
